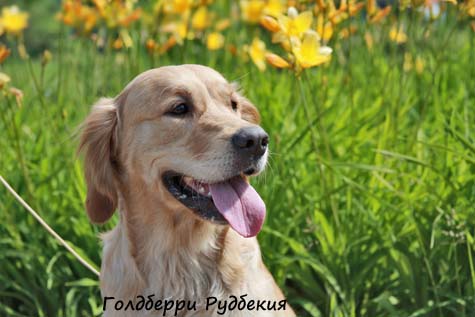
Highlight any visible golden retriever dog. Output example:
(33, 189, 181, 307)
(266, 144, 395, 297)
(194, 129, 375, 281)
(79, 64, 295, 317)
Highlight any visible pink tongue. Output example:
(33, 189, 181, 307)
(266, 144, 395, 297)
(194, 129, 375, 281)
(209, 178, 266, 238)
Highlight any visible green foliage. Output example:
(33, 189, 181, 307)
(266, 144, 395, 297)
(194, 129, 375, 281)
(1, 9, 475, 317)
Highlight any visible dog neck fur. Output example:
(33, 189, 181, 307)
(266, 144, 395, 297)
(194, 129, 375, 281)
(99, 179, 252, 307)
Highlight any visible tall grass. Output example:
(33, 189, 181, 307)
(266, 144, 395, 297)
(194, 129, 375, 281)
(1, 5, 475, 317)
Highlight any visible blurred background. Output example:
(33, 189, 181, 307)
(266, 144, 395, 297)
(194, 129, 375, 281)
(0, 0, 475, 316)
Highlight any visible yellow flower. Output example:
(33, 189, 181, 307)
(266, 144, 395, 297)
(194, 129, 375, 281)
(415, 56, 424, 74)
(265, 53, 290, 68)
(163, 0, 194, 14)
(316, 14, 333, 42)
(271, 31, 291, 51)
(369, 6, 392, 24)
(215, 19, 231, 31)
(339, 25, 357, 39)
(292, 30, 332, 69)
(248, 37, 267, 71)
(0, 45, 11, 64)
(462, 0, 475, 17)
(113, 37, 123, 50)
(120, 29, 133, 48)
(241, 0, 266, 23)
(263, 0, 285, 17)
(161, 19, 190, 43)
(18, 43, 28, 59)
(0, 72, 11, 89)
(58, 1, 98, 34)
(207, 32, 225, 50)
(346, 1, 365, 16)
(315, 0, 326, 12)
(389, 26, 407, 44)
(159, 36, 178, 54)
(278, 7, 313, 38)
(260, 15, 280, 32)
(367, 0, 377, 15)
(146, 38, 157, 54)
(92, 0, 141, 29)
(192, 6, 210, 31)
(1, 6, 29, 35)
(364, 32, 374, 51)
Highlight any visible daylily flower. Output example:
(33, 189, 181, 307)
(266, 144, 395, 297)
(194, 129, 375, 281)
(248, 37, 267, 71)
(364, 32, 374, 50)
(339, 25, 357, 39)
(162, 0, 194, 14)
(461, 0, 475, 17)
(389, 26, 408, 44)
(260, 15, 280, 32)
(58, 1, 98, 34)
(327, 0, 363, 25)
(271, 31, 291, 51)
(161, 19, 190, 43)
(192, 6, 211, 31)
(0, 72, 11, 89)
(215, 19, 231, 31)
(207, 32, 225, 50)
(369, 6, 392, 24)
(316, 14, 333, 42)
(241, 0, 266, 23)
(315, 0, 326, 12)
(93, 0, 141, 29)
(113, 37, 123, 50)
(265, 53, 290, 68)
(241, 0, 285, 23)
(119, 29, 133, 48)
(159, 36, 178, 54)
(415, 56, 425, 74)
(0, 6, 29, 35)
(292, 30, 332, 69)
(278, 7, 313, 38)
(367, 0, 378, 15)
(263, 0, 285, 17)
(0, 45, 11, 64)
(145, 38, 157, 54)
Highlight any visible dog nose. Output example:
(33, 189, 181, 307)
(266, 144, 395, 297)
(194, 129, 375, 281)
(232, 126, 269, 157)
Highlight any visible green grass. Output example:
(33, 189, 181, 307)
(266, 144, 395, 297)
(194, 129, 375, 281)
(1, 6, 475, 317)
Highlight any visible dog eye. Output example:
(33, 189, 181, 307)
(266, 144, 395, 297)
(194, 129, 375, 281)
(168, 103, 189, 116)
(231, 100, 238, 111)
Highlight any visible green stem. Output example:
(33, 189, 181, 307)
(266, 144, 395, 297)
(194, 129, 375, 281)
(2, 96, 34, 202)
(298, 74, 339, 226)
(27, 59, 46, 110)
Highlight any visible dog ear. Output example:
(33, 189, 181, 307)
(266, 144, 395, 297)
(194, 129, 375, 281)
(78, 98, 119, 224)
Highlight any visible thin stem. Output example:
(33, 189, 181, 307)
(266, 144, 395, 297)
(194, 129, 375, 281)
(27, 58, 46, 110)
(2, 96, 34, 202)
(298, 74, 339, 226)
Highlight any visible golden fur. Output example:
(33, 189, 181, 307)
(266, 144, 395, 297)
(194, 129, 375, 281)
(79, 65, 295, 316)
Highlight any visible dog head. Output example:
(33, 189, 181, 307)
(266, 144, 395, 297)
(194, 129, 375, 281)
(79, 65, 268, 237)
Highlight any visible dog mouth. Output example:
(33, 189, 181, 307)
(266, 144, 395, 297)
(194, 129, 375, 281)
(162, 171, 266, 238)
